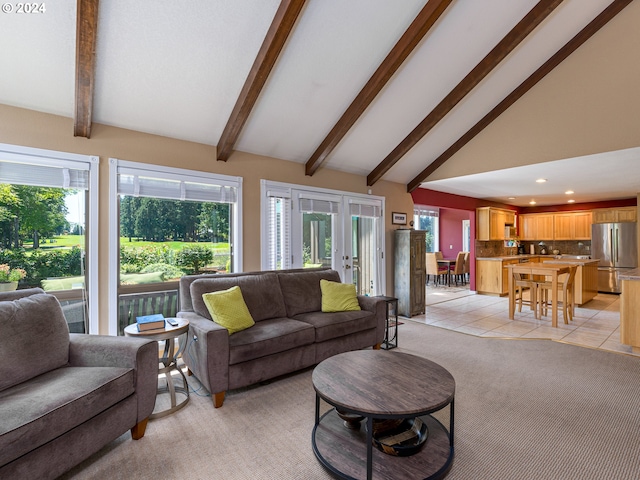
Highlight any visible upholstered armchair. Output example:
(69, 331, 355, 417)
(0, 288, 158, 480)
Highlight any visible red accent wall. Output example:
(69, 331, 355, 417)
(440, 208, 469, 258)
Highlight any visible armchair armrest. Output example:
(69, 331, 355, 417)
(68, 334, 158, 424)
(177, 312, 230, 395)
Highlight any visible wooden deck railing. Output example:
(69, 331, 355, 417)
(46, 281, 181, 335)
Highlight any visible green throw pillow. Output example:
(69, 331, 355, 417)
(320, 279, 361, 313)
(202, 286, 255, 335)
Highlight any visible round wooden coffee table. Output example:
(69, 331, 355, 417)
(312, 350, 455, 479)
(124, 318, 190, 418)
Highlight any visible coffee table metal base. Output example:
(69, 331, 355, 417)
(313, 407, 453, 479)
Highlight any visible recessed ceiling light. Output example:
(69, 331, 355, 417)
(536, 178, 547, 183)
(568, 199, 576, 203)
(529, 200, 537, 205)
(508, 197, 516, 200)
(565, 190, 574, 195)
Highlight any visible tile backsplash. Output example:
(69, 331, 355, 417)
(475, 240, 591, 257)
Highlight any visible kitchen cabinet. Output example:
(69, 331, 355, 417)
(476, 257, 540, 295)
(394, 229, 426, 317)
(519, 214, 554, 241)
(553, 212, 592, 240)
(592, 206, 637, 224)
(477, 207, 516, 241)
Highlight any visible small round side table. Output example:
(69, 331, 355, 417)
(124, 318, 190, 419)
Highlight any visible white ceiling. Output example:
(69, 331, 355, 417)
(0, 0, 636, 207)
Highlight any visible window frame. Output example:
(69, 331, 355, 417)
(0, 142, 99, 333)
(108, 158, 243, 335)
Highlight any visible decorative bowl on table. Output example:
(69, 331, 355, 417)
(336, 408, 365, 430)
(370, 417, 429, 457)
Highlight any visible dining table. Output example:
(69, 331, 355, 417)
(506, 263, 572, 327)
(437, 258, 456, 286)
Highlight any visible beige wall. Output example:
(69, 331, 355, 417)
(432, 0, 640, 180)
(0, 104, 414, 333)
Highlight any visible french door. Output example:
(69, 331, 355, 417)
(262, 182, 384, 295)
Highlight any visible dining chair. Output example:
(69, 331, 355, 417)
(537, 265, 577, 323)
(435, 251, 444, 260)
(451, 251, 466, 285)
(426, 252, 449, 286)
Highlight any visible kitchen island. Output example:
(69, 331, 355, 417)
(619, 268, 640, 351)
(539, 258, 599, 306)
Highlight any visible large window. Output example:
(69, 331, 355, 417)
(0, 143, 99, 333)
(261, 180, 385, 296)
(414, 206, 439, 253)
(109, 159, 242, 335)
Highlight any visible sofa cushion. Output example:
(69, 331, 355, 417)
(228, 317, 315, 365)
(202, 286, 255, 335)
(320, 279, 361, 312)
(191, 273, 287, 322)
(0, 366, 134, 467)
(277, 269, 341, 317)
(0, 294, 69, 393)
(293, 309, 376, 343)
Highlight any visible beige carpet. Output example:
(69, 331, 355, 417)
(62, 322, 640, 479)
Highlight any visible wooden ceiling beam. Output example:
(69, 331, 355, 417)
(407, 0, 633, 193)
(304, 0, 453, 177)
(74, 0, 100, 138)
(217, 0, 306, 162)
(367, 0, 564, 186)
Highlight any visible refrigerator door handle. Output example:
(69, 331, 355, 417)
(610, 227, 614, 265)
(615, 227, 619, 264)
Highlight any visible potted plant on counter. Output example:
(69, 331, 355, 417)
(0, 264, 26, 292)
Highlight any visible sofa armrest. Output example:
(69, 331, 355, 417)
(68, 334, 158, 423)
(357, 295, 387, 345)
(177, 312, 230, 395)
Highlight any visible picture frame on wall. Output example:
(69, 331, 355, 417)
(392, 212, 407, 225)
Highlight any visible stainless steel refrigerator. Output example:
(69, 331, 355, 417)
(591, 222, 638, 293)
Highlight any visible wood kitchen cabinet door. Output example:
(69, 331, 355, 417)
(592, 207, 637, 223)
(519, 215, 536, 241)
(536, 214, 554, 240)
(573, 212, 592, 239)
(553, 212, 591, 240)
(553, 214, 574, 240)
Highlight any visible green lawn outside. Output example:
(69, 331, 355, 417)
(23, 235, 229, 252)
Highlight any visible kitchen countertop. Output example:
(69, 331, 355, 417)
(618, 268, 640, 281)
(539, 258, 599, 265)
(476, 255, 598, 265)
(476, 255, 540, 261)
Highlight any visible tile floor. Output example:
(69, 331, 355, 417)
(405, 281, 639, 358)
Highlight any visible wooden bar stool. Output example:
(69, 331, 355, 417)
(537, 265, 577, 323)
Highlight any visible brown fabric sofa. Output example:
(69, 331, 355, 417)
(178, 268, 387, 407)
(0, 288, 158, 480)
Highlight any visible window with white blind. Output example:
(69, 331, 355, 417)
(0, 143, 99, 333)
(109, 159, 242, 335)
(264, 187, 291, 270)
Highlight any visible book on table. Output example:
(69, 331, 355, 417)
(136, 313, 166, 332)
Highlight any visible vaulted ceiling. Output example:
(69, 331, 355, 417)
(1, 0, 637, 206)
